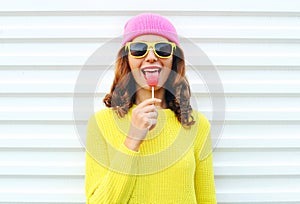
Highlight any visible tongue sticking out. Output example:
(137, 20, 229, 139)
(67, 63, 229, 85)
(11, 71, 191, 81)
(145, 70, 159, 87)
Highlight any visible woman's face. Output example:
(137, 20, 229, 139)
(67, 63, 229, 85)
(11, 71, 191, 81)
(127, 34, 173, 90)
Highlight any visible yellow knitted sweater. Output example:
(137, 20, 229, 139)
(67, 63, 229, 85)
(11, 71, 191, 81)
(85, 105, 217, 204)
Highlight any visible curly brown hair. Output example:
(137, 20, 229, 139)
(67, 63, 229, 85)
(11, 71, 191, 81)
(103, 46, 195, 127)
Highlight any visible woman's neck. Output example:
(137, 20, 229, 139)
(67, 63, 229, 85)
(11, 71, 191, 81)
(135, 87, 167, 108)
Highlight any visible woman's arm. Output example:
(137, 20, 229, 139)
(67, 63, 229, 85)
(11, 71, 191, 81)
(194, 153, 217, 203)
(85, 114, 139, 204)
(194, 113, 217, 203)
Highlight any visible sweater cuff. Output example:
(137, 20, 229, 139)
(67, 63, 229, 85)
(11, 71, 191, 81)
(107, 143, 140, 175)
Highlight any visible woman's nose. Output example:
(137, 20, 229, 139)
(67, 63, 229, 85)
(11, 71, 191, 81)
(145, 48, 158, 62)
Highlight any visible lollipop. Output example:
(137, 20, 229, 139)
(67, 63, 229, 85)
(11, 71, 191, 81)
(144, 70, 159, 99)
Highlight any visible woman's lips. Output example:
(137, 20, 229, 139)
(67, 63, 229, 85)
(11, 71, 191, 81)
(141, 67, 162, 86)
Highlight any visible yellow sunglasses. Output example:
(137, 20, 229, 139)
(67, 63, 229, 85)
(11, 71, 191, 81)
(125, 41, 176, 59)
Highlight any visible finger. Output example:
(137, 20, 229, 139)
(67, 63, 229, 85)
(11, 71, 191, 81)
(145, 111, 158, 119)
(137, 98, 161, 108)
(131, 104, 155, 117)
(149, 118, 157, 126)
(147, 119, 157, 131)
(143, 104, 157, 113)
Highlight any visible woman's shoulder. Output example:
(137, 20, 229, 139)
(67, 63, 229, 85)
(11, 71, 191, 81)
(88, 107, 115, 125)
(93, 107, 114, 118)
(192, 110, 212, 158)
(192, 109, 211, 130)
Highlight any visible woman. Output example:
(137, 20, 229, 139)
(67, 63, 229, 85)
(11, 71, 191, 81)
(85, 13, 217, 203)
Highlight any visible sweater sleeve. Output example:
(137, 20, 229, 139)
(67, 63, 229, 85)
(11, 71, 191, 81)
(85, 113, 139, 204)
(194, 114, 217, 203)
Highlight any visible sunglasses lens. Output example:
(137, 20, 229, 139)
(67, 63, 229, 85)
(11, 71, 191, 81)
(129, 42, 148, 57)
(155, 43, 173, 57)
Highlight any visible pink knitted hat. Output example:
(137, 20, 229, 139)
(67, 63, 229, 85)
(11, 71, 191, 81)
(122, 13, 179, 46)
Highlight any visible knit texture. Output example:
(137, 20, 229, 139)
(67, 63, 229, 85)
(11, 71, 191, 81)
(85, 106, 217, 204)
(122, 13, 179, 46)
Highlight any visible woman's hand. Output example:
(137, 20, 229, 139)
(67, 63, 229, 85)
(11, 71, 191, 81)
(124, 98, 161, 151)
(131, 98, 161, 131)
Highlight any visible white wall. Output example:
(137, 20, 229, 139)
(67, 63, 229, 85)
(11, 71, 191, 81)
(0, 0, 300, 203)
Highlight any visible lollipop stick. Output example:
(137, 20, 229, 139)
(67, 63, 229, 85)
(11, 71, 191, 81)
(152, 86, 154, 99)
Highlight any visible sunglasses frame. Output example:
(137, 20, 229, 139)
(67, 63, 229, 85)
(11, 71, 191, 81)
(125, 41, 176, 59)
